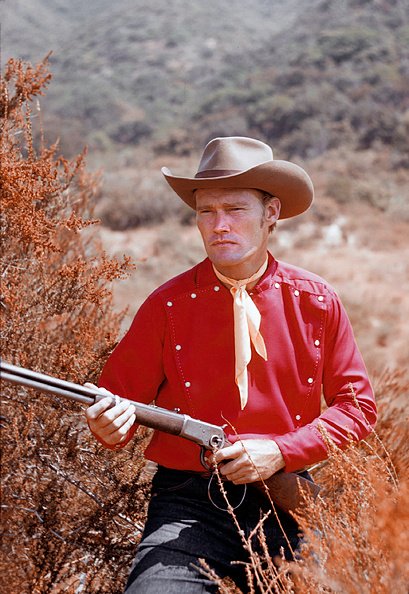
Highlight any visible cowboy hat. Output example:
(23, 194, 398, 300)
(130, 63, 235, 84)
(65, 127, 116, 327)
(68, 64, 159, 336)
(161, 136, 314, 219)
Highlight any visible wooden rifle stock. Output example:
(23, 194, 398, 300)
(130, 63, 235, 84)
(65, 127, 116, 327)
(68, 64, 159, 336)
(258, 471, 320, 513)
(0, 361, 320, 513)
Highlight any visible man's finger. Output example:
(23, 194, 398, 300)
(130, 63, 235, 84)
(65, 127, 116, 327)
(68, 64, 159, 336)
(230, 473, 253, 485)
(219, 456, 246, 476)
(104, 405, 137, 434)
(85, 395, 116, 421)
(97, 400, 135, 428)
(214, 442, 243, 463)
(101, 412, 137, 445)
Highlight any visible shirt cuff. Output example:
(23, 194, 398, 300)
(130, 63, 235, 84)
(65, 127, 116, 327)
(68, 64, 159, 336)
(274, 424, 329, 473)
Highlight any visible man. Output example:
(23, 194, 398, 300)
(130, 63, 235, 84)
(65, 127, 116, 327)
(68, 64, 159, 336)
(86, 137, 377, 593)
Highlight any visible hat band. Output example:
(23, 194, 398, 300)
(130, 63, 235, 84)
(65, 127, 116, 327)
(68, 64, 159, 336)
(195, 169, 241, 179)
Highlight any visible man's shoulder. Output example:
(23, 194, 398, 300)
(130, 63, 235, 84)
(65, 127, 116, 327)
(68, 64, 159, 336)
(147, 259, 205, 302)
(275, 260, 337, 296)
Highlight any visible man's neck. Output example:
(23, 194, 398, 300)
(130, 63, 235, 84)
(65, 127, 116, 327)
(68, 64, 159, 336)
(213, 254, 269, 289)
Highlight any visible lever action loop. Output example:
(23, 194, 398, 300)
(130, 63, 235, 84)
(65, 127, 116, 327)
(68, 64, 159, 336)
(207, 473, 247, 511)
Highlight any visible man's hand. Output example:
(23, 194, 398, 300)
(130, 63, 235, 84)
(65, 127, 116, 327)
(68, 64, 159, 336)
(213, 439, 285, 484)
(84, 384, 136, 447)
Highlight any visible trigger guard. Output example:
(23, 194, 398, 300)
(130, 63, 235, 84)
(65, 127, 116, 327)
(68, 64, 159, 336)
(200, 446, 212, 470)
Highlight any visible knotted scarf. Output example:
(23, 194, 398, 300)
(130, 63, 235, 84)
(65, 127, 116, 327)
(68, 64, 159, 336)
(213, 259, 268, 409)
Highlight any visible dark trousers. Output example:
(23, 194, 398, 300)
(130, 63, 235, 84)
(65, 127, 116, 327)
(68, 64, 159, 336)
(125, 466, 305, 593)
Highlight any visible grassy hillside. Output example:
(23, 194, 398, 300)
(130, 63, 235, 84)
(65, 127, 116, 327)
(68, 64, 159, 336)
(2, 0, 300, 152)
(4, 0, 408, 162)
(3, 0, 409, 238)
(181, 0, 409, 160)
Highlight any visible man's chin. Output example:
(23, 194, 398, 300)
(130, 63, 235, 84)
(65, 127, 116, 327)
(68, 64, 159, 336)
(208, 252, 244, 270)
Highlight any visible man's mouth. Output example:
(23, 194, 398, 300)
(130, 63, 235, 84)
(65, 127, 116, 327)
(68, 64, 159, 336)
(211, 239, 236, 246)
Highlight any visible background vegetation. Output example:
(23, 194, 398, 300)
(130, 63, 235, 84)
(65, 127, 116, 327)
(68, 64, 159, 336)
(1, 0, 409, 591)
(3, 0, 408, 231)
(4, 0, 409, 166)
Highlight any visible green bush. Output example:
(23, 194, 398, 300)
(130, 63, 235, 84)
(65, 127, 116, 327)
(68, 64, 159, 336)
(318, 27, 378, 63)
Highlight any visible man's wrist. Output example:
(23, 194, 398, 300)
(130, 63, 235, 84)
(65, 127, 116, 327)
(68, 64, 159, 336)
(271, 440, 285, 473)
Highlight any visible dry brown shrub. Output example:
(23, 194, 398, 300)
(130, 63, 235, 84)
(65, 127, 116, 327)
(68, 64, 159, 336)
(0, 58, 151, 593)
(95, 168, 192, 230)
(288, 381, 409, 594)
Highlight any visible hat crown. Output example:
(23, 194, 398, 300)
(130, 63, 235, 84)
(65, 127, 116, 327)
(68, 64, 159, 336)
(161, 135, 314, 219)
(196, 137, 273, 178)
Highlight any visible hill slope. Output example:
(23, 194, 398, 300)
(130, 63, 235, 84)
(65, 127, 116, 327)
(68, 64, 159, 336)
(3, 0, 408, 162)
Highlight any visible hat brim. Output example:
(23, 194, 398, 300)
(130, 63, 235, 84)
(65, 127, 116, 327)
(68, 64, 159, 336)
(161, 159, 314, 219)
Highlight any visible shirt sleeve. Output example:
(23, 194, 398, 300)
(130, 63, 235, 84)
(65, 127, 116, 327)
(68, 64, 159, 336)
(89, 295, 166, 450)
(274, 291, 377, 472)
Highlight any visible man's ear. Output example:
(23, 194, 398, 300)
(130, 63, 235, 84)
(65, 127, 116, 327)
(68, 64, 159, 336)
(264, 197, 281, 225)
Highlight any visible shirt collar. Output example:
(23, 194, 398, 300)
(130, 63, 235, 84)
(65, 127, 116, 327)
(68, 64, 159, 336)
(195, 252, 278, 292)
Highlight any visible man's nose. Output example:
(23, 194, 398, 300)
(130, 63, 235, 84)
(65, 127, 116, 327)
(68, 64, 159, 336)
(213, 211, 230, 233)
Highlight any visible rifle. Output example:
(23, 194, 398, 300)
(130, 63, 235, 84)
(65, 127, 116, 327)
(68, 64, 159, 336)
(0, 360, 320, 513)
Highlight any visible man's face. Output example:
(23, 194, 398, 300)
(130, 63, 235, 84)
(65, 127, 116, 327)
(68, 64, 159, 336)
(195, 188, 280, 279)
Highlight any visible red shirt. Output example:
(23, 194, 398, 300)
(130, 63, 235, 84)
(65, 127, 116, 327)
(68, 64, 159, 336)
(98, 254, 376, 473)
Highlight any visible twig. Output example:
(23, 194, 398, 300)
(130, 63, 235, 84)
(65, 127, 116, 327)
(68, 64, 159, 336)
(1, 504, 67, 542)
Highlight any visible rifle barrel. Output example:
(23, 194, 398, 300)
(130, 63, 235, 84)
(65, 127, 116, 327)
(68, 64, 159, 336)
(0, 361, 98, 403)
(0, 370, 94, 404)
(0, 361, 219, 443)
